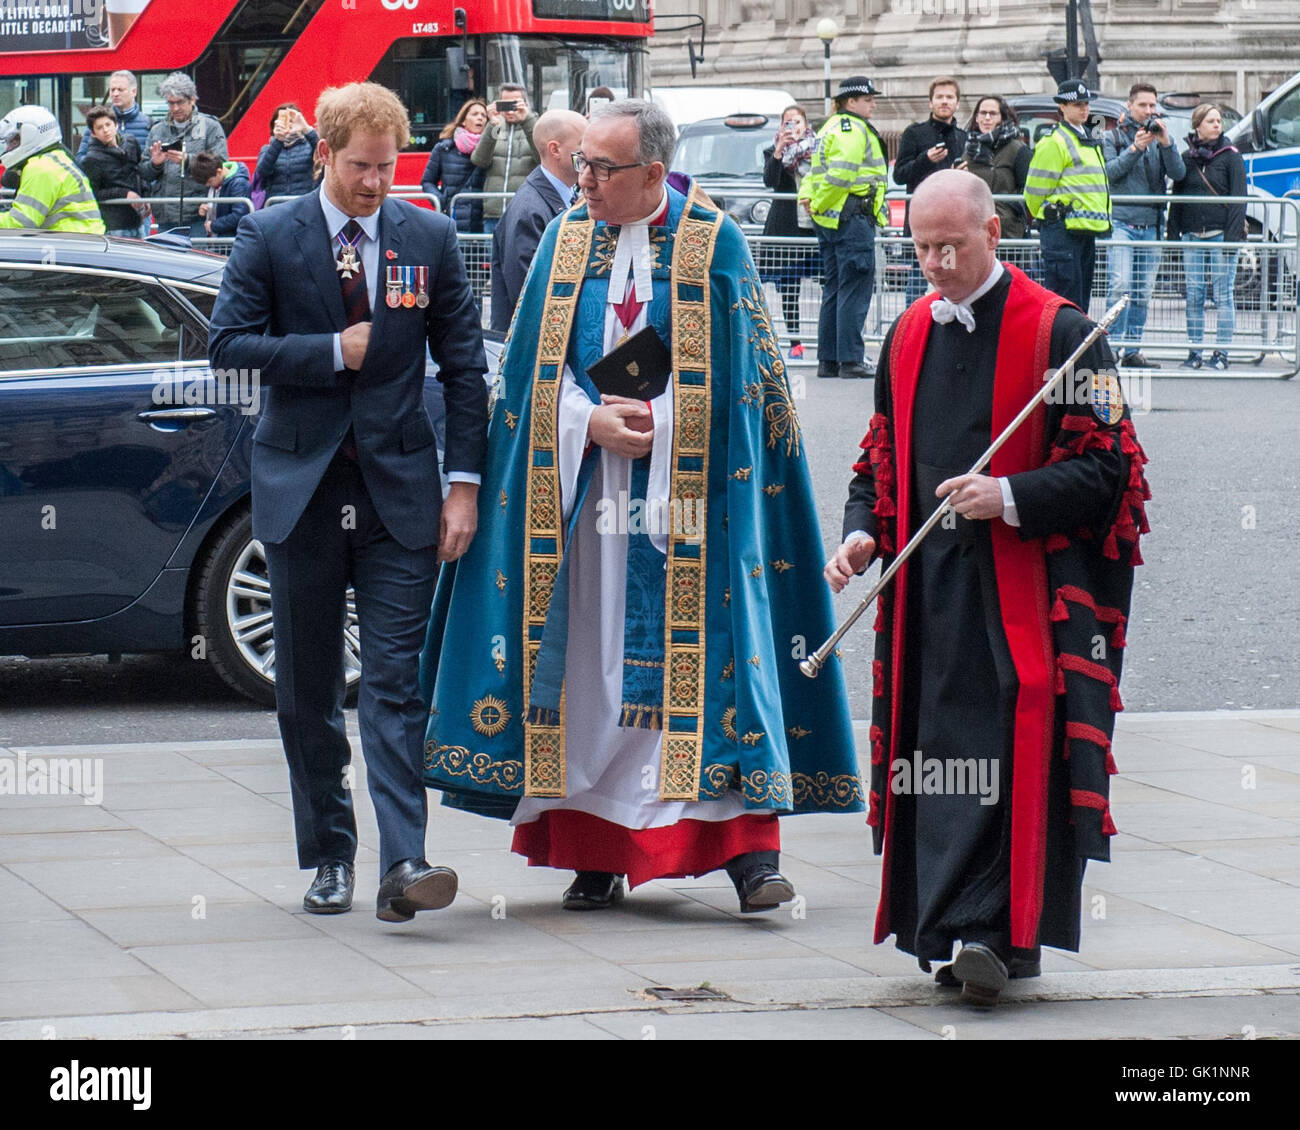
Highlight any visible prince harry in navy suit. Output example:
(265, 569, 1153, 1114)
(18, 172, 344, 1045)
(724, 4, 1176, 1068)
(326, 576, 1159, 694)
(210, 83, 488, 923)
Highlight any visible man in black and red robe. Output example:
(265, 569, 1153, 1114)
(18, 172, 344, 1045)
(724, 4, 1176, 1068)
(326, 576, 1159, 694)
(825, 170, 1150, 1005)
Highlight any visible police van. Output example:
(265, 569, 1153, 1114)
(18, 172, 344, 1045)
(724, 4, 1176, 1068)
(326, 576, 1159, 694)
(1229, 70, 1300, 253)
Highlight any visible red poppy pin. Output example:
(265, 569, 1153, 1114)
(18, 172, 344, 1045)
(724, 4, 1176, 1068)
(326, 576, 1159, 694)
(385, 249, 396, 260)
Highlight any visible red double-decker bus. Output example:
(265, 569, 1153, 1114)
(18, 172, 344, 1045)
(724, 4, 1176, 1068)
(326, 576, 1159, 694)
(0, 0, 652, 182)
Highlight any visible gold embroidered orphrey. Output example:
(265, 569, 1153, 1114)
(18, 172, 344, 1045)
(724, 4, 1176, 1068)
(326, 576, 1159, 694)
(520, 214, 593, 797)
(519, 189, 724, 801)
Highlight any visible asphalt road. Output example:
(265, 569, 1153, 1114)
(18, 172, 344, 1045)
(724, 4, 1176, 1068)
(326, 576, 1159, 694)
(2, 371, 1296, 746)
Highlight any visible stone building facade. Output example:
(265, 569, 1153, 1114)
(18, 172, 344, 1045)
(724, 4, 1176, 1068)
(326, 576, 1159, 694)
(649, 0, 1300, 136)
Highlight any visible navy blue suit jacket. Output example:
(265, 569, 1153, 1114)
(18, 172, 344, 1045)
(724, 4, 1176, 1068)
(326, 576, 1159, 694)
(489, 165, 567, 332)
(209, 189, 488, 550)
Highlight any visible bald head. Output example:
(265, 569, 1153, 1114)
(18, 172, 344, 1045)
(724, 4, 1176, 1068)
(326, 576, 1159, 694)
(533, 109, 588, 183)
(912, 168, 996, 230)
(908, 168, 1000, 303)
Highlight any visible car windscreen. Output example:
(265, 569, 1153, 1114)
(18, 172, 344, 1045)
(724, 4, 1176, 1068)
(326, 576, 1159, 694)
(673, 127, 770, 179)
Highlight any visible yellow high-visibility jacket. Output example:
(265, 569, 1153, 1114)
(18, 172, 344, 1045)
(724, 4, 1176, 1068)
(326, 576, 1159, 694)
(1024, 123, 1111, 233)
(800, 111, 888, 230)
(0, 147, 106, 233)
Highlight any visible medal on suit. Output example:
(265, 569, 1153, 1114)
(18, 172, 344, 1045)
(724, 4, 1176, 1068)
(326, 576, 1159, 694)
(385, 265, 402, 308)
(401, 265, 416, 308)
(415, 265, 429, 308)
(335, 227, 362, 279)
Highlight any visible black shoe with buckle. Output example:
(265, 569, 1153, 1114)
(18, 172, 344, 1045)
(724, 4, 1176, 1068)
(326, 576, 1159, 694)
(951, 942, 1010, 1006)
(1121, 352, 1161, 369)
(562, 871, 625, 910)
(303, 861, 354, 914)
(376, 857, 458, 923)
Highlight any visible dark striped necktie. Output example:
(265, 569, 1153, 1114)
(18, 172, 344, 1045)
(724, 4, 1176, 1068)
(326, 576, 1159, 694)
(337, 219, 367, 463)
(338, 219, 370, 326)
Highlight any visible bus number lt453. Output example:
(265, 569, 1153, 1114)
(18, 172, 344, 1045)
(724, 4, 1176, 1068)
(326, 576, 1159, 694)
(412, 21, 440, 33)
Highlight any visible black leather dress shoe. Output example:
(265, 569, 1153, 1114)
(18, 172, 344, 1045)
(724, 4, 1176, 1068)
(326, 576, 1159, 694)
(736, 864, 796, 914)
(935, 955, 1041, 988)
(817, 360, 838, 379)
(562, 871, 625, 911)
(375, 858, 458, 923)
(951, 942, 1010, 1006)
(303, 861, 354, 914)
(838, 361, 876, 380)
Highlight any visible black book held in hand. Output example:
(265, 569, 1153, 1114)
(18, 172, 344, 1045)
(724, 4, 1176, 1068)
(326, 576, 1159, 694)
(586, 325, 673, 401)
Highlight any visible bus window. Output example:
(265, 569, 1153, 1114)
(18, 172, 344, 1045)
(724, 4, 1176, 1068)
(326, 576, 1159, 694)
(368, 37, 461, 152)
(192, 0, 326, 138)
(483, 36, 633, 116)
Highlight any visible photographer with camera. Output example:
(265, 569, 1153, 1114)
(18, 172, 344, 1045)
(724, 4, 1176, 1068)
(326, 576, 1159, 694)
(1102, 83, 1185, 368)
(1024, 78, 1111, 310)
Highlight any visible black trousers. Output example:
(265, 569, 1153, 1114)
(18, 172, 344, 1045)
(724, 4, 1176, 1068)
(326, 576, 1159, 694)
(265, 453, 439, 875)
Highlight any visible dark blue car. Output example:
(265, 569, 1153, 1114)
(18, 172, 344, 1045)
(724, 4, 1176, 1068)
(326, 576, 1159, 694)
(0, 231, 459, 705)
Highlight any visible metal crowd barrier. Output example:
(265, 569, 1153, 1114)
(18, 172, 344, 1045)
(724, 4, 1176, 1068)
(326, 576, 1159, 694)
(100, 187, 1296, 376)
(730, 190, 1298, 377)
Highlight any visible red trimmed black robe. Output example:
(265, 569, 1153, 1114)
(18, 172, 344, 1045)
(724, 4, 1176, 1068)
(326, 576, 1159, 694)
(841, 263, 1150, 966)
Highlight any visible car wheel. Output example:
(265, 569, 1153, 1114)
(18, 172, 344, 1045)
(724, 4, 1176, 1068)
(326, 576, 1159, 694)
(194, 508, 361, 706)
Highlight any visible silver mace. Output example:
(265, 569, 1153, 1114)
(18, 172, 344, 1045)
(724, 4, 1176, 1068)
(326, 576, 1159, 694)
(799, 294, 1129, 679)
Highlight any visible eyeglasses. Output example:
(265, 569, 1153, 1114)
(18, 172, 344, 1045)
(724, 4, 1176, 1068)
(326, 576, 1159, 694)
(975, 109, 1001, 118)
(571, 152, 647, 182)
(165, 98, 192, 107)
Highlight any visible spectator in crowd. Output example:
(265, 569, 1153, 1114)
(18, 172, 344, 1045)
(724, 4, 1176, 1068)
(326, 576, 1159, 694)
(472, 83, 539, 233)
(894, 75, 967, 302)
(760, 103, 819, 360)
(1103, 83, 1185, 369)
(139, 71, 227, 232)
(421, 99, 488, 232)
(1167, 104, 1247, 370)
(255, 103, 320, 203)
(188, 150, 251, 241)
(76, 69, 152, 163)
(80, 105, 149, 237)
(586, 86, 615, 117)
(489, 109, 586, 332)
(957, 96, 1030, 239)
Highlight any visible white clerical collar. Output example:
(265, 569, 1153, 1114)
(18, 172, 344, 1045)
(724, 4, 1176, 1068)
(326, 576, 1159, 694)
(931, 260, 1005, 333)
(319, 184, 380, 243)
(608, 190, 668, 306)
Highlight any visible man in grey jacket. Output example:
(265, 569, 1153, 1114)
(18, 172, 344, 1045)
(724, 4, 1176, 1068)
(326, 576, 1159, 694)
(139, 71, 228, 232)
(472, 84, 539, 233)
(1103, 83, 1185, 368)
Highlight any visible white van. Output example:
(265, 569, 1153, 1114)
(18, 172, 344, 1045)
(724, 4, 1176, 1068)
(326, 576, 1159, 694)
(652, 86, 796, 134)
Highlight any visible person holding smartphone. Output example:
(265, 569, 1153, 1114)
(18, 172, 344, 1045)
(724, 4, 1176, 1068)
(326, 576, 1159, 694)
(138, 71, 227, 232)
(472, 83, 539, 233)
(893, 76, 967, 304)
(255, 102, 320, 203)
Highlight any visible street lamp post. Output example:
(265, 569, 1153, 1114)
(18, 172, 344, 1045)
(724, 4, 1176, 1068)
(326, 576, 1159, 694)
(817, 18, 838, 119)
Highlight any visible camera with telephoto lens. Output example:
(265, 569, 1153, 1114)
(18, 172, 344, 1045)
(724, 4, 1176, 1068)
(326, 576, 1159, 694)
(962, 135, 984, 164)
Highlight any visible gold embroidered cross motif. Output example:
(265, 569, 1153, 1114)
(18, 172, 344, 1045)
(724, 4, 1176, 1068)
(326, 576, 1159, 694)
(731, 466, 752, 481)
(495, 570, 507, 592)
(770, 559, 793, 573)
(740, 731, 765, 746)
(787, 726, 811, 740)
(504, 409, 518, 431)
(763, 483, 785, 497)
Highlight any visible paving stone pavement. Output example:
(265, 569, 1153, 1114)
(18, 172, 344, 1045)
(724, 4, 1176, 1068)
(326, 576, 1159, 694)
(1, 711, 1298, 1041)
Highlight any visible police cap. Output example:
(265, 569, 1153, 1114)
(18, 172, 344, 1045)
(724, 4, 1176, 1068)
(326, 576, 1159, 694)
(1053, 78, 1093, 104)
(837, 76, 880, 98)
